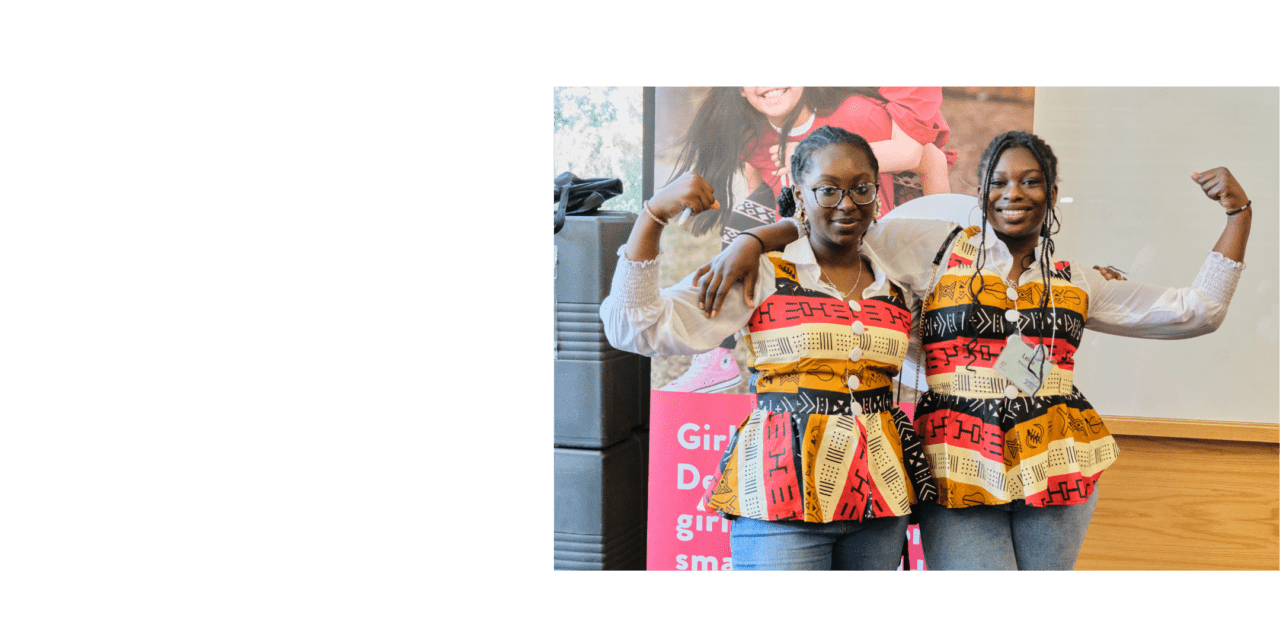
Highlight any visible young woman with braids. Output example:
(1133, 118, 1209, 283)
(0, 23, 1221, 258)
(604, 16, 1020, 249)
(688, 131, 1254, 569)
(658, 86, 954, 393)
(600, 126, 936, 569)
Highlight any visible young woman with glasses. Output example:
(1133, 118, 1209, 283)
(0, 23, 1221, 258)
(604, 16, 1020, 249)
(657, 87, 954, 394)
(688, 130, 1253, 570)
(601, 126, 935, 569)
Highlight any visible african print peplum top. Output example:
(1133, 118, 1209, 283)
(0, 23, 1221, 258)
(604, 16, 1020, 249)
(916, 226, 1119, 508)
(702, 253, 937, 523)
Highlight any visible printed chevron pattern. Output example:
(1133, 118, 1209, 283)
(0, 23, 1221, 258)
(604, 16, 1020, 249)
(893, 408, 937, 503)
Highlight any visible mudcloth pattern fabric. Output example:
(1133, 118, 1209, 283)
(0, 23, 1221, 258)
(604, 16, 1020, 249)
(916, 226, 1119, 508)
(703, 254, 937, 522)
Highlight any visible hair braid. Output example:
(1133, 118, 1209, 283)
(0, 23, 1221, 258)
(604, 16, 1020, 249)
(788, 125, 879, 185)
(967, 131, 1062, 382)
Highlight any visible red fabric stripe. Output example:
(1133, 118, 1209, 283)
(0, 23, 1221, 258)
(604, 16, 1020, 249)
(855, 298, 911, 335)
(918, 408, 1004, 461)
(748, 294, 854, 332)
(1023, 336, 1078, 371)
(1024, 471, 1099, 507)
(947, 252, 972, 268)
(760, 412, 803, 521)
(924, 337, 1007, 372)
(924, 337, 1079, 372)
(832, 436, 871, 521)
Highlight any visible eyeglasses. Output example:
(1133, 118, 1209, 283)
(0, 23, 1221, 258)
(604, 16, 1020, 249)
(801, 182, 878, 208)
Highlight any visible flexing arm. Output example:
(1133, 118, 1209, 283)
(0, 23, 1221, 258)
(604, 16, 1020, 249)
(601, 172, 783, 357)
(1194, 167, 1251, 263)
(1085, 167, 1252, 339)
(622, 172, 718, 262)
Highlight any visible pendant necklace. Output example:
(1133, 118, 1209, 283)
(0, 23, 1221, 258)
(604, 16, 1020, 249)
(820, 257, 865, 302)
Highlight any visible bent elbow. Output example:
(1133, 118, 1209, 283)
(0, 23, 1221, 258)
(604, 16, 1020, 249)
(1196, 295, 1231, 336)
(1202, 310, 1227, 335)
(1173, 306, 1228, 339)
(598, 298, 629, 351)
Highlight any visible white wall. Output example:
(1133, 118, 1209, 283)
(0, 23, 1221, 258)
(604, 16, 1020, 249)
(1034, 87, 1278, 424)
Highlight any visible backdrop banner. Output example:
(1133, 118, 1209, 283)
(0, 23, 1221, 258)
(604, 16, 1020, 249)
(643, 87, 1035, 570)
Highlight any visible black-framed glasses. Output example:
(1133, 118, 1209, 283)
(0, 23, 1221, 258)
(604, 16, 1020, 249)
(801, 182, 878, 208)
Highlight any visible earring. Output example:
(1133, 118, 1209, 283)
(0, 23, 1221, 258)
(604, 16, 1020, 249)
(873, 198, 881, 223)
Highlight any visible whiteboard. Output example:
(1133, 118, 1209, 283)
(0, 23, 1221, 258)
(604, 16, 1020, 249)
(1033, 87, 1278, 424)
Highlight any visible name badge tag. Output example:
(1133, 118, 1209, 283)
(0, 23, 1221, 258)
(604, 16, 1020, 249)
(994, 335, 1052, 396)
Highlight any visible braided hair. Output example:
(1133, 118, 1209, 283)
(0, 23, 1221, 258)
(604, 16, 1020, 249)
(965, 131, 1062, 379)
(774, 125, 879, 219)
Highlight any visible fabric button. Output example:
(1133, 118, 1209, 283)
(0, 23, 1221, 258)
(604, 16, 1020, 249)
(1005, 309, 1019, 322)
(848, 300, 861, 312)
(852, 321, 865, 336)
(847, 375, 861, 391)
(1004, 385, 1019, 399)
(850, 401, 864, 416)
(1006, 287, 1018, 301)
(849, 348, 863, 362)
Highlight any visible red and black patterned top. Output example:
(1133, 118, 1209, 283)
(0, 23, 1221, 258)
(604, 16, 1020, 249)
(701, 245, 936, 522)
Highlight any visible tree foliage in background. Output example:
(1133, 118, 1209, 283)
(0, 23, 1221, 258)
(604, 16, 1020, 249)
(553, 87, 642, 213)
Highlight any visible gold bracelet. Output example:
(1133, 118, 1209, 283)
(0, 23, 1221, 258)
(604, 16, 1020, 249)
(643, 200, 669, 226)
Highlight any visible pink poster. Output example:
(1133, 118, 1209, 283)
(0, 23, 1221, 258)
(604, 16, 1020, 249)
(646, 390, 751, 571)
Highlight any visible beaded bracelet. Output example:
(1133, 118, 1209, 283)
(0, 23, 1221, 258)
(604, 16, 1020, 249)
(1225, 200, 1252, 216)
(643, 200, 669, 225)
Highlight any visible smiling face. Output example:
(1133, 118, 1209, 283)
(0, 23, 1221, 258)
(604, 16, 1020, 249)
(794, 143, 877, 255)
(740, 87, 807, 127)
(984, 146, 1057, 245)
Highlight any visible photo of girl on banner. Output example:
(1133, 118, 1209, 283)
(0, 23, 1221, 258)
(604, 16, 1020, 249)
(674, 87, 954, 240)
(653, 87, 1029, 394)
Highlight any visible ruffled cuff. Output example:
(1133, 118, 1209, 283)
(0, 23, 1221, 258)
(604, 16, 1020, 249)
(1192, 251, 1246, 305)
(613, 245, 661, 308)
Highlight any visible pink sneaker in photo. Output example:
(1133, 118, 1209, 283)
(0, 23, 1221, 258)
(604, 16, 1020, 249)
(660, 347, 742, 393)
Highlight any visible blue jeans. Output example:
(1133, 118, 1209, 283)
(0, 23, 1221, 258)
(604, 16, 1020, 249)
(730, 515, 910, 570)
(915, 487, 1098, 570)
